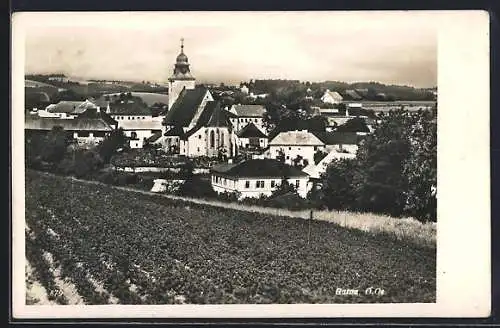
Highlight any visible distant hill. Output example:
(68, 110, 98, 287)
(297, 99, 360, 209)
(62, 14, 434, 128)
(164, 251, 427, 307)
(25, 79, 62, 91)
(243, 79, 436, 102)
(102, 92, 168, 107)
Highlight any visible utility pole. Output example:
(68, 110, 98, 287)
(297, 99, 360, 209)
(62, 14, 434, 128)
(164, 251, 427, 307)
(307, 209, 313, 245)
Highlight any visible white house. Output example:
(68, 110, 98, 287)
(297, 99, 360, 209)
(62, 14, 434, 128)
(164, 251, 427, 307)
(302, 149, 356, 179)
(211, 159, 310, 199)
(236, 122, 268, 150)
(268, 130, 325, 166)
(248, 92, 269, 100)
(227, 104, 267, 133)
(321, 89, 343, 104)
(118, 119, 163, 148)
(240, 84, 249, 94)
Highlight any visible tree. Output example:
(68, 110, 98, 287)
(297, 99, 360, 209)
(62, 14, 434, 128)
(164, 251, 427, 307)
(41, 126, 70, 166)
(73, 149, 104, 178)
(275, 148, 285, 162)
(307, 116, 328, 132)
(313, 149, 328, 165)
(401, 110, 437, 221)
(179, 160, 195, 180)
(292, 155, 303, 167)
(353, 109, 419, 217)
(97, 128, 127, 164)
(319, 158, 357, 210)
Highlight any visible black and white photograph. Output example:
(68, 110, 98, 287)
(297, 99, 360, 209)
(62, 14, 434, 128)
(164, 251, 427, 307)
(11, 10, 490, 319)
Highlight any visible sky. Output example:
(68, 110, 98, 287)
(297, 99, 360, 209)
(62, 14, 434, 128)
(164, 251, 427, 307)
(18, 11, 438, 88)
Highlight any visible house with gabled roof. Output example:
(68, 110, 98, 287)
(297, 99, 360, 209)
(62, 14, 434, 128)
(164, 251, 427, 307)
(227, 104, 267, 133)
(25, 112, 115, 148)
(236, 122, 268, 150)
(89, 97, 162, 148)
(268, 130, 325, 166)
(321, 89, 343, 104)
(312, 131, 363, 155)
(211, 158, 310, 199)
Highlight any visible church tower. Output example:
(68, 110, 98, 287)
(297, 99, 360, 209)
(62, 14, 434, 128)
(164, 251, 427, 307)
(168, 38, 196, 109)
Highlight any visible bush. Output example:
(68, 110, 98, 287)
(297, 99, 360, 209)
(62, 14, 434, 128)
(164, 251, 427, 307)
(177, 176, 217, 198)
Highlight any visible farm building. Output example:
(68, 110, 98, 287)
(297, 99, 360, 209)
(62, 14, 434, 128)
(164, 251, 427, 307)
(211, 159, 310, 199)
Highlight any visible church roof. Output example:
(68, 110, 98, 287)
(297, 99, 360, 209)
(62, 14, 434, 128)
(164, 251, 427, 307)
(237, 122, 267, 138)
(164, 87, 209, 127)
(181, 101, 232, 140)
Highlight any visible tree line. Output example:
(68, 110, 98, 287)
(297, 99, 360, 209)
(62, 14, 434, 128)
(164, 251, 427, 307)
(309, 109, 437, 222)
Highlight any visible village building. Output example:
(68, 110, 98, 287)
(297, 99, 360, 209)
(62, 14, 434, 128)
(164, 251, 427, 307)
(210, 159, 310, 199)
(321, 104, 378, 131)
(268, 130, 325, 166)
(247, 92, 269, 100)
(47, 74, 70, 83)
(334, 117, 371, 135)
(313, 131, 362, 154)
(303, 149, 356, 179)
(321, 89, 343, 104)
(104, 101, 162, 148)
(227, 104, 267, 133)
(25, 113, 116, 148)
(240, 84, 249, 95)
(44, 100, 99, 119)
(236, 122, 268, 150)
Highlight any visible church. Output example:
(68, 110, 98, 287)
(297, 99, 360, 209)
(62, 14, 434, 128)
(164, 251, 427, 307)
(159, 39, 240, 158)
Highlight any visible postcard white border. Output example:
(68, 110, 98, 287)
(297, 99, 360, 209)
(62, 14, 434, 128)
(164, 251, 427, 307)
(11, 10, 491, 319)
